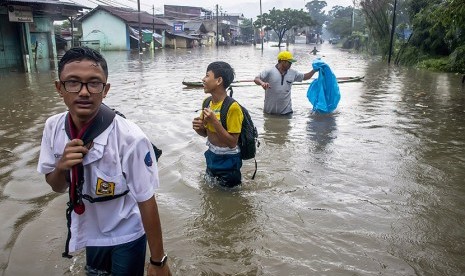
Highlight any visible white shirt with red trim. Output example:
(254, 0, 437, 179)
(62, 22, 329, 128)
(37, 112, 159, 252)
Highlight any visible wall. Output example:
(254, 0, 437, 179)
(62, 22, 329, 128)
(0, 13, 22, 70)
(81, 10, 128, 51)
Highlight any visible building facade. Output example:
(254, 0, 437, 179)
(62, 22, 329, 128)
(0, 0, 84, 72)
(79, 6, 170, 51)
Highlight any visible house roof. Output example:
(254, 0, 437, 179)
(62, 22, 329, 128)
(184, 22, 202, 31)
(1, 0, 88, 17)
(2, 0, 87, 7)
(79, 5, 170, 29)
(165, 31, 200, 40)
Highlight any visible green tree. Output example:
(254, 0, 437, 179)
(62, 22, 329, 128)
(255, 8, 315, 47)
(240, 18, 254, 42)
(397, 0, 465, 70)
(54, 20, 71, 35)
(326, 5, 353, 38)
(305, 0, 328, 34)
(360, 0, 391, 56)
(430, 0, 465, 51)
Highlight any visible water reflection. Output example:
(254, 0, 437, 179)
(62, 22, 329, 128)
(188, 184, 260, 274)
(262, 113, 292, 145)
(307, 113, 337, 152)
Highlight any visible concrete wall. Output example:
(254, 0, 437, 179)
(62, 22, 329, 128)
(81, 10, 128, 51)
(0, 8, 57, 72)
(0, 13, 22, 70)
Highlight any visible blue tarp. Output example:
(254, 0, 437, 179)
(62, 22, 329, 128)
(307, 59, 341, 113)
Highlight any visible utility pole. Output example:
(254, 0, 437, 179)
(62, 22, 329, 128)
(152, 5, 155, 34)
(137, 0, 142, 53)
(352, 0, 355, 34)
(252, 17, 256, 46)
(388, 0, 397, 64)
(70, 17, 74, 47)
(152, 5, 155, 52)
(216, 4, 219, 47)
(260, 0, 263, 51)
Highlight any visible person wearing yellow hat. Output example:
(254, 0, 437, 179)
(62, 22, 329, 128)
(254, 50, 317, 115)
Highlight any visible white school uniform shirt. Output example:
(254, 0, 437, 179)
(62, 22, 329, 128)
(37, 112, 159, 252)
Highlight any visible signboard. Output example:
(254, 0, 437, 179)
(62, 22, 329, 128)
(8, 5, 33, 23)
(173, 23, 184, 33)
(142, 32, 153, 43)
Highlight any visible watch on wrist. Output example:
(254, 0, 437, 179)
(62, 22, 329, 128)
(150, 254, 168, 267)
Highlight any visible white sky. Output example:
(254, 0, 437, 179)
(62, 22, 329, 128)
(71, 0, 353, 19)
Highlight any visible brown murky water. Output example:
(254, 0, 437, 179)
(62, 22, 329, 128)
(1, 43, 465, 275)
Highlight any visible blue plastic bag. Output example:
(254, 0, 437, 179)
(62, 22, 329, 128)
(307, 59, 341, 113)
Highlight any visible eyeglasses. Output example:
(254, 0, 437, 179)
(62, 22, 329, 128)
(61, 80, 106, 94)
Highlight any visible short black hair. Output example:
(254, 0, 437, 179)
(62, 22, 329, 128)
(206, 61, 235, 88)
(58, 46, 108, 79)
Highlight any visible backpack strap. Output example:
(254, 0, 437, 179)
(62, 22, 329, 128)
(202, 96, 212, 110)
(202, 96, 235, 131)
(63, 104, 116, 258)
(219, 96, 235, 130)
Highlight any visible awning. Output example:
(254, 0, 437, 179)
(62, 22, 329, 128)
(129, 26, 162, 39)
(165, 31, 200, 40)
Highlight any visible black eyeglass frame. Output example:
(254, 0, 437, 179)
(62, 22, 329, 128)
(60, 80, 107, 94)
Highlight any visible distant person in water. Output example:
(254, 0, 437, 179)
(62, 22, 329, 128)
(311, 47, 319, 55)
(254, 51, 318, 115)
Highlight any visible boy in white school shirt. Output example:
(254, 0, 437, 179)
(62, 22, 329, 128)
(37, 46, 171, 276)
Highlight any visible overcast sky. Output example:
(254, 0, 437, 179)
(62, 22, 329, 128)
(72, 0, 353, 19)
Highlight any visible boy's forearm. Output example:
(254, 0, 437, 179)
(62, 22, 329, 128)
(195, 128, 207, 137)
(138, 196, 165, 260)
(211, 120, 238, 148)
(45, 169, 69, 193)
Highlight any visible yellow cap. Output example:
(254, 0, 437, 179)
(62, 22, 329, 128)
(277, 51, 297, 63)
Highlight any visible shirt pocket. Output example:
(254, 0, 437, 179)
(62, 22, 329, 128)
(90, 167, 128, 198)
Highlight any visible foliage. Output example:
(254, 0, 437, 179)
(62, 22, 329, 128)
(448, 45, 465, 73)
(305, 0, 328, 34)
(407, 0, 450, 55)
(398, 44, 465, 73)
(255, 8, 315, 47)
(342, 32, 368, 51)
(393, 0, 464, 71)
(326, 5, 366, 39)
(430, 0, 465, 51)
(239, 18, 254, 42)
(396, 45, 425, 66)
(350, 0, 464, 73)
(326, 5, 359, 39)
(417, 57, 450, 72)
(360, 0, 391, 57)
(54, 20, 70, 34)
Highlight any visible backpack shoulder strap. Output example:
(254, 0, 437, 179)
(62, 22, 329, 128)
(65, 103, 116, 145)
(219, 96, 235, 130)
(202, 96, 212, 109)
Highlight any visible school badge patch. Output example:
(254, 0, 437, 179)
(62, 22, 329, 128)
(96, 177, 115, 196)
(144, 152, 153, 167)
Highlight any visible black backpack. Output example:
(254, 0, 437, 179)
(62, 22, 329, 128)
(202, 95, 259, 179)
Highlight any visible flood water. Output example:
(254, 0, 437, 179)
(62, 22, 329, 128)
(1, 43, 465, 275)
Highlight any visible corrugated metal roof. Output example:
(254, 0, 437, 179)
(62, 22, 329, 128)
(1, 0, 88, 9)
(165, 31, 200, 40)
(79, 5, 169, 29)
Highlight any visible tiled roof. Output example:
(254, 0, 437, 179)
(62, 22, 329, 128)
(80, 5, 169, 28)
(1, 0, 87, 9)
